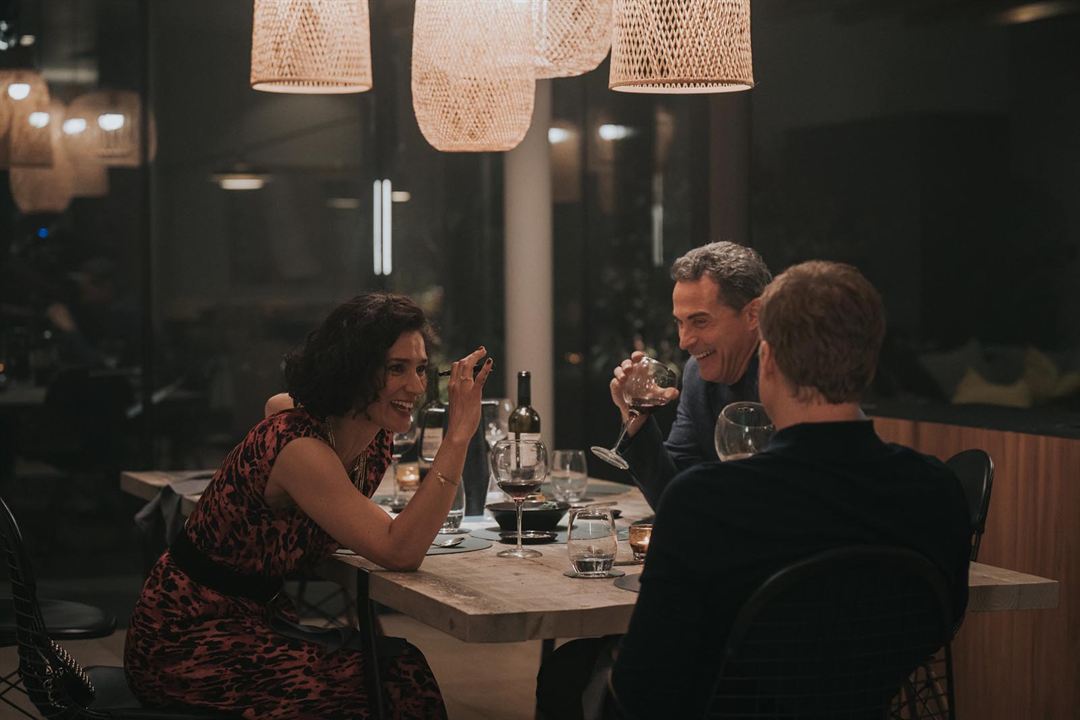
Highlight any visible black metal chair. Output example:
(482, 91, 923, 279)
(0, 495, 233, 719)
(893, 449, 995, 719)
(945, 449, 994, 561)
(0, 596, 116, 718)
(701, 546, 956, 720)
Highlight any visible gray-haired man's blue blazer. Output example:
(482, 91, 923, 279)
(620, 355, 759, 509)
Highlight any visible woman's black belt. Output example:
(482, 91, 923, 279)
(169, 529, 283, 603)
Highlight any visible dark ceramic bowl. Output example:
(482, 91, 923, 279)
(487, 500, 570, 532)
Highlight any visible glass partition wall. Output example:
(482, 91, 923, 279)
(151, 0, 504, 465)
(0, 0, 505, 564)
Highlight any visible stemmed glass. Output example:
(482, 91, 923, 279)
(386, 416, 420, 511)
(714, 401, 775, 460)
(591, 357, 678, 470)
(551, 449, 588, 503)
(483, 398, 513, 449)
(490, 438, 549, 559)
(483, 398, 514, 501)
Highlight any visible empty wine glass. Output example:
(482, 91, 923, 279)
(551, 449, 588, 503)
(483, 398, 514, 501)
(490, 438, 549, 559)
(714, 401, 774, 460)
(386, 417, 420, 511)
(483, 397, 513, 449)
(591, 357, 678, 470)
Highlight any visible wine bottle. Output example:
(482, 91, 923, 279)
(418, 369, 446, 480)
(509, 370, 541, 443)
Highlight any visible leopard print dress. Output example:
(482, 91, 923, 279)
(124, 407, 447, 719)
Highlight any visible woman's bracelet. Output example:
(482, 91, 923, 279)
(434, 471, 461, 488)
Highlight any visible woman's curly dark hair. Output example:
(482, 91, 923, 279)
(283, 292, 434, 419)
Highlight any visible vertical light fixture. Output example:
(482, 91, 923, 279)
(372, 179, 392, 275)
(412, 0, 535, 152)
(381, 177, 392, 275)
(533, 0, 614, 78)
(372, 179, 382, 275)
(251, 0, 373, 93)
(609, 0, 754, 93)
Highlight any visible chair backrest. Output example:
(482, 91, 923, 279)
(945, 449, 994, 561)
(0, 495, 100, 718)
(706, 546, 955, 720)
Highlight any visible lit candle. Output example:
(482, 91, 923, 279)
(628, 524, 653, 562)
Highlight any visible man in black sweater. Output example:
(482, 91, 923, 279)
(538, 261, 972, 720)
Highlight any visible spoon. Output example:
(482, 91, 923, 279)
(431, 536, 465, 548)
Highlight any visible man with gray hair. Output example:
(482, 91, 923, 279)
(608, 241, 772, 508)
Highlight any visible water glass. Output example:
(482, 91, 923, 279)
(440, 480, 467, 534)
(386, 417, 420, 511)
(550, 449, 588, 503)
(566, 508, 620, 578)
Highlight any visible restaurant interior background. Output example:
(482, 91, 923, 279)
(0, 0, 1078, 708)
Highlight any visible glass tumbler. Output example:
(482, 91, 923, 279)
(566, 508, 619, 578)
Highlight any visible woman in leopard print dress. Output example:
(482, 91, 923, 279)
(125, 293, 493, 719)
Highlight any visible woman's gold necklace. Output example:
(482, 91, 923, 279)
(326, 420, 365, 488)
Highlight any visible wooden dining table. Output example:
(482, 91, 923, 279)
(120, 469, 1060, 645)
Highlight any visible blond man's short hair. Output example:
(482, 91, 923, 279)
(759, 261, 885, 403)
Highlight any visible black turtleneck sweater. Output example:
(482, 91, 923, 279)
(611, 420, 972, 719)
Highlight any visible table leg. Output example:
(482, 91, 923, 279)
(356, 570, 387, 720)
(535, 638, 557, 720)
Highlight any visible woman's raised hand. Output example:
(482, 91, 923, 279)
(445, 346, 493, 444)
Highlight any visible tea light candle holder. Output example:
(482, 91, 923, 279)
(397, 462, 420, 492)
(628, 523, 653, 562)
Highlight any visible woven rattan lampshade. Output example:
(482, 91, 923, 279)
(2, 70, 53, 166)
(412, 0, 535, 152)
(533, 0, 613, 79)
(65, 90, 149, 167)
(0, 76, 11, 167)
(609, 0, 753, 94)
(10, 102, 74, 214)
(251, 0, 372, 94)
(71, 157, 109, 198)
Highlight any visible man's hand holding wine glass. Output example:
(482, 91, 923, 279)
(609, 351, 680, 437)
(593, 355, 679, 470)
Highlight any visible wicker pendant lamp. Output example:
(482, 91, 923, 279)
(412, 0, 535, 152)
(533, 0, 614, 79)
(71, 157, 109, 198)
(0, 76, 11, 167)
(2, 70, 53, 166)
(251, 0, 372, 93)
(10, 101, 75, 214)
(609, 0, 753, 94)
(65, 90, 150, 167)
